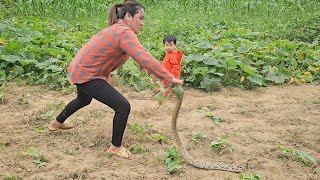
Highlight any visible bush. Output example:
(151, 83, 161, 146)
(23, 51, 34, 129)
(286, 13, 320, 42)
(0, 0, 17, 18)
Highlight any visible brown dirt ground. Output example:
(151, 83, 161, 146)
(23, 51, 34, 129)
(0, 82, 320, 180)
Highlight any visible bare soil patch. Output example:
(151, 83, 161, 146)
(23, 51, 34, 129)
(0, 82, 320, 180)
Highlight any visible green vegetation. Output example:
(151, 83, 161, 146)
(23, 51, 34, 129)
(128, 123, 146, 135)
(0, 1, 319, 91)
(3, 177, 19, 180)
(0, 141, 9, 151)
(26, 146, 47, 167)
(210, 136, 235, 155)
(128, 122, 147, 141)
(150, 133, 167, 144)
(40, 100, 65, 120)
(197, 106, 225, 125)
(239, 172, 262, 180)
(191, 131, 208, 143)
(32, 127, 45, 134)
(164, 146, 183, 173)
(279, 145, 317, 167)
(0, 83, 7, 103)
(16, 93, 31, 107)
(128, 143, 147, 154)
(207, 113, 225, 125)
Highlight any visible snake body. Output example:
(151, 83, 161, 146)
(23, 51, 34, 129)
(171, 87, 248, 173)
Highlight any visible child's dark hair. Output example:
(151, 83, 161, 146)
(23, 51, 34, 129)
(163, 34, 177, 45)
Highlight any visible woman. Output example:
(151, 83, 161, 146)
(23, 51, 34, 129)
(48, 0, 183, 159)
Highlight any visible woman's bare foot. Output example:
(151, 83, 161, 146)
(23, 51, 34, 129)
(107, 144, 133, 159)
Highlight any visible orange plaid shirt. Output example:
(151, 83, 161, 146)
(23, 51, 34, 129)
(68, 19, 174, 84)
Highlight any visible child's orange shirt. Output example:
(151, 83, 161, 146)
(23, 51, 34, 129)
(161, 49, 184, 87)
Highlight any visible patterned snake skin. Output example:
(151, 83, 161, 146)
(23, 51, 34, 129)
(171, 87, 248, 173)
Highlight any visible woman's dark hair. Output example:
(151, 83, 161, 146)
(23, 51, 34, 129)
(108, 0, 144, 26)
(163, 34, 177, 45)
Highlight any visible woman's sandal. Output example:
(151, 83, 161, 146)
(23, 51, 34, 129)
(48, 121, 74, 131)
(107, 146, 133, 160)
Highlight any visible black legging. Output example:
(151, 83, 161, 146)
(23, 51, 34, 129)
(56, 79, 131, 147)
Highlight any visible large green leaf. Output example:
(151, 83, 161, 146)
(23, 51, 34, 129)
(216, 52, 234, 58)
(237, 45, 251, 54)
(212, 35, 221, 40)
(207, 67, 217, 74)
(47, 58, 61, 63)
(1, 55, 21, 63)
(311, 56, 320, 61)
(243, 65, 257, 75)
(187, 54, 205, 62)
(265, 68, 292, 84)
(0, 70, 5, 81)
(9, 65, 24, 78)
(3, 40, 21, 55)
(46, 65, 63, 72)
(214, 72, 224, 77)
(131, 76, 144, 91)
(200, 76, 222, 92)
(192, 67, 208, 76)
(250, 51, 267, 59)
(226, 58, 238, 67)
(222, 43, 234, 50)
(18, 36, 33, 43)
(195, 42, 212, 50)
(276, 48, 290, 57)
(270, 66, 279, 74)
(203, 57, 219, 65)
(247, 74, 264, 86)
(211, 47, 223, 53)
(35, 62, 49, 69)
(19, 59, 37, 66)
(265, 55, 279, 61)
(308, 64, 320, 72)
(35, 58, 61, 69)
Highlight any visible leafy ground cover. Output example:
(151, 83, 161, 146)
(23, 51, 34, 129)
(1, 0, 320, 91)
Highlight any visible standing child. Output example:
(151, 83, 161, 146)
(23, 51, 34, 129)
(161, 34, 184, 93)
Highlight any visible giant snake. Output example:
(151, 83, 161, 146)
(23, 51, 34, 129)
(170, 86, 248, 173)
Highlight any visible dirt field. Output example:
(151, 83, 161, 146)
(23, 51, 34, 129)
(0, 82, 320, 180)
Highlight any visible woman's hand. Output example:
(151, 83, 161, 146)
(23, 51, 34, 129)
(170, 78, 183, 86)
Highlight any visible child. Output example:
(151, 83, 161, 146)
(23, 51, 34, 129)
(161, 34, 184, 93)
